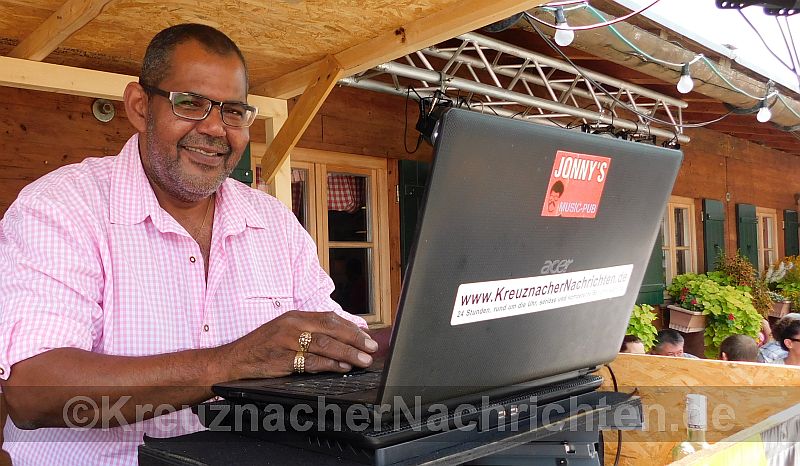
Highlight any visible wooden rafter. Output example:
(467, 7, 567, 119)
(0, 55, 285, 119)
(9, 0, 115, 61)
(254, 0, 548, 98)
(260, 55, 344, 182)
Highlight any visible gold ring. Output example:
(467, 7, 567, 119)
(293, 351, 306, 374)
(298, 331, 312, 353)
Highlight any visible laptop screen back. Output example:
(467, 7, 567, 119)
(379, 108, 682, 406)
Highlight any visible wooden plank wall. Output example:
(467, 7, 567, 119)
(678, 127, 800, 270)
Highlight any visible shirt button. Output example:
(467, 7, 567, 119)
(190, 256, 196, 263)
(0, 367, 4, 375)
(274, 301, 281, 308)
(203, 324, 209, 332)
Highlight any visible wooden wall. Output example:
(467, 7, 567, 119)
(0, 87, 135, 214)
(677, 127, 800, 270)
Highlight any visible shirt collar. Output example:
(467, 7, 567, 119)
(109, 134, 267, 234)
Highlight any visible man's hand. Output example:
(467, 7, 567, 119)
(217, 311, 378, 381)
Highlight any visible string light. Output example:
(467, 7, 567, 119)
(568, 3, 799, 126)
(757, 101, 773, 122)
(553, 7, 575, 46)
(677, 63, 694, 94)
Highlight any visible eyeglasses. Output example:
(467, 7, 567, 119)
(140, 84, 258, 128)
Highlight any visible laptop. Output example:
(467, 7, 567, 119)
(212, 108, 682, 447)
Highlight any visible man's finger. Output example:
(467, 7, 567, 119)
(306, 333, 373, 368)
(287, 312, 377, 353)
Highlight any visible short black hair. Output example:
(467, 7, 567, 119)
(551, 180, 564, 194)
(719, 334, 757, 362)
(654, 328, 684, 348)
(140, 23, 247, 88)
(778, 320, 800, 351)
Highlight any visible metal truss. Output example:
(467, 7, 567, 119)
(340, 31, 689, 143)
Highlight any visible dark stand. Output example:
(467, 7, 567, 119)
(139, 391, 640, 466)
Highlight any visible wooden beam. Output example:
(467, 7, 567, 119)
(0, 55, 285, 119)
(9, 0, 115, 61)
(254, 0, 548, 98)
(260, 55, 344, 182)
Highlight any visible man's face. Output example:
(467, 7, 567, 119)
(652, 342, 684, 357)
(140, 40, 250, 203)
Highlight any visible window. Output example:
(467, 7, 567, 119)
(254, 148, 391, 327)
(661, 196, 698, 285)
(756, 207, 778, 272)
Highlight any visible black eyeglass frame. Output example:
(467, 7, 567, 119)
(140, 83, 258, 128)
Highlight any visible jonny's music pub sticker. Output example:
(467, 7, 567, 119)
(541, 150, 611, 219)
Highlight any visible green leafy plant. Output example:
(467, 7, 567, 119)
(626, 304, 659, 351)
(667, 273, 763, 358)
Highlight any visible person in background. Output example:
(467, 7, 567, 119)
(756, 318, 772, 347)
(719, 334, 758, 362)
(619, 335, 646, 354)
(650, 329, 699, 358)
(776, 320, 800, 366)
(758, 313, 800, 364)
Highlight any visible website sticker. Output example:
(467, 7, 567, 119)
(450, 264, 633, 326)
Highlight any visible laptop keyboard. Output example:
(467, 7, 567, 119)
(278, 371, 382, 395)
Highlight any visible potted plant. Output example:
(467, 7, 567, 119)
(768, 290, 792, 318)
(666, 273, 708, 333)
(767, 256, 800, 310)
(626, 304, 659, 351)
(667, 273, 763, 358)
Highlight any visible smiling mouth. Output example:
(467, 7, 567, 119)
(182, 146, 224, 157)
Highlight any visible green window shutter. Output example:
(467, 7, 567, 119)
(785, 210, 799, 257)
(736, 203, 758, 267)
(702, 199, 725, 272)
(398, 160, 430, 272)
(637, 231, 665, 305)
(229, 143, 253, 185)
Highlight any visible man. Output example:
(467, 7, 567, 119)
(719, 334, 758, 362)
(650, 329, 699, 358)
(0, 24, 379, 465)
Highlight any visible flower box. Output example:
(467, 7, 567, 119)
(769, 301, 792, 318)
(667, 305, 707, 333)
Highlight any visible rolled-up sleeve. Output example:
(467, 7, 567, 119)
(0, 194, 103, 381)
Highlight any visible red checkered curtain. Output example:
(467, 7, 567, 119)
(291, 169, 305, 219)
(327, 174, 364, 214)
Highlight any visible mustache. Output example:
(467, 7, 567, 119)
(178, 134, 231, 155)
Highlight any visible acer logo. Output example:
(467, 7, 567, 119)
(541, 259, 574, 274)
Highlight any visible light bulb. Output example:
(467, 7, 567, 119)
(757, 105, 772, 123)
(553, 7, 574, 47)
(677, 64, 693, 94)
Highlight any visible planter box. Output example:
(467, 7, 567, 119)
(769, 301, 792, 318)
(667, 305, 707, 333)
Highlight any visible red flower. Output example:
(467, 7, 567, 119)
(691, 299, 698, 305)
(727, 313, 735, 321)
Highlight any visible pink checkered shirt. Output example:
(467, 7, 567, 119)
(0, 134, 366, 465)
